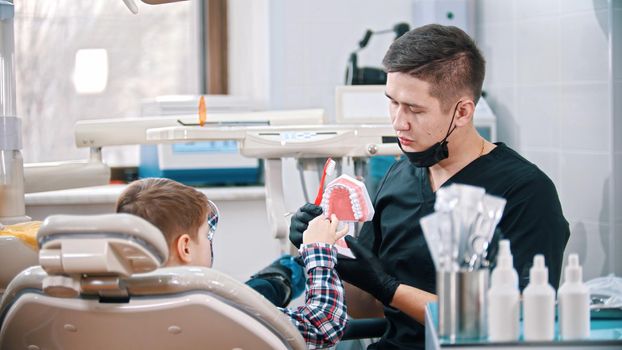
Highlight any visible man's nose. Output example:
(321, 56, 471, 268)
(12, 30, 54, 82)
(392, 105, 410, 131)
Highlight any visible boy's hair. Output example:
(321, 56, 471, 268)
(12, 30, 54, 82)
(116, 178, 209, 247)
(382, 24, 486, 112)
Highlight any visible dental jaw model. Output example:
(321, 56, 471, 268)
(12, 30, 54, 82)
(320, 174, 374, 258)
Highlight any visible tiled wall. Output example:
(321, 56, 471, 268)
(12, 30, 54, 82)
(266, 0, 414, 122)
(614, 1, 622, 279)
(476, 0, 621, 280)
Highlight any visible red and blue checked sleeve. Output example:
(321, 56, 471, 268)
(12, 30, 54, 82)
(279, 242, 348, 349)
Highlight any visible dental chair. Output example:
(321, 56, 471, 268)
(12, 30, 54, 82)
(0, 214, 306, 350)
(0, 233, 38, 298)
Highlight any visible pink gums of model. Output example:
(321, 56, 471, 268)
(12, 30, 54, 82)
(321, 175, 374, 221)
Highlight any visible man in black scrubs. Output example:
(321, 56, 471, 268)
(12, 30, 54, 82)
(289, 24, 570, 349)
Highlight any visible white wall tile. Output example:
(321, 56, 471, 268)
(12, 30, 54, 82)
(268, 0, 412, 120)
(561, 0, 609, 14)
(521, 149, 561, 186)
(615, 153, 622, 225)
(276, 85, 306, 111)
(483, 86, 519, 147)
(475, 0, 516, 25)
(303, 22, 355, 87)
(301, 0, 412, 23)
(479, 0, 618, 283)
(562, 221, 609, 281)
(516, 18, 560, 85)
(559, 153, 611, 223)
(302, 85, 336, 118)
(320, 86, 340, 119)
(615, 82, 622, 153)
(560, 11, 610, 82)
(516, 85, 561, 149)
(614, 9, 622, 81)
(280, 31, 308, 88)
(477, 23, 515, 87)
(516, 0, 560, 19)
(615, 224, 622, 277)
(560, 83, 610, 152)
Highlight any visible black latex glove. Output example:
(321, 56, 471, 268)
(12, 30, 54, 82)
(336, 235, 400, 306)
(288, 203, 323, 248)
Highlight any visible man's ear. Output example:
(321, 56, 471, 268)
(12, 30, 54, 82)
(175, 234, 193, 264)
(454, 99, 475, 127)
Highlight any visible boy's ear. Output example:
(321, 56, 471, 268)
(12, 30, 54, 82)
(175, 234, 193, 264)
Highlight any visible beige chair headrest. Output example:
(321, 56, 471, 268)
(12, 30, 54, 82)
(37, 214, 168, 277)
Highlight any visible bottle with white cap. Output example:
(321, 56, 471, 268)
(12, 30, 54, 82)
(523, 254, 555, 341)
(487, 240, 520, 341)
(558, 254, 590, 340)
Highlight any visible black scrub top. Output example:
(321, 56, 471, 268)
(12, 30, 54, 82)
(358, 143, 570, 350)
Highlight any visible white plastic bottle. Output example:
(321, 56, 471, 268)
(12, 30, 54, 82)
(558, 254, 590, 340)
(523, 254, 555, 341)
(487, 240, 520, 341)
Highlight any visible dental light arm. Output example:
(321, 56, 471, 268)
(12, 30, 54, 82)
(21, 109, 325, 195)
(74, 109, 324, 148)
(19, 116, 186, 195)
(23, 148, 110, 194)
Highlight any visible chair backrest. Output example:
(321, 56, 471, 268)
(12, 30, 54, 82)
(0, 236, 38, 295)
(0, 214, 306, 350)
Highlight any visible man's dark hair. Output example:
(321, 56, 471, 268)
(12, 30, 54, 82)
(382, 24, 485, 112)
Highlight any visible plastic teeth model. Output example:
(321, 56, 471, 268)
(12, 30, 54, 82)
(319, 174, 374, 258)
(321, 174, 374, 222)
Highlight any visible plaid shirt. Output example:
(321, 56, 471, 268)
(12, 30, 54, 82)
(279, 243, 348, 349)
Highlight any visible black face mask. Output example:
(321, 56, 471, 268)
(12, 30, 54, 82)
(399, 102, 460, 168)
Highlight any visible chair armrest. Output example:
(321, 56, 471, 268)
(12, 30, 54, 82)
(342, 318, 387, 340)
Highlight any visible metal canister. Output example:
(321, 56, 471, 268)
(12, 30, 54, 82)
(437, 269, 489, 341)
